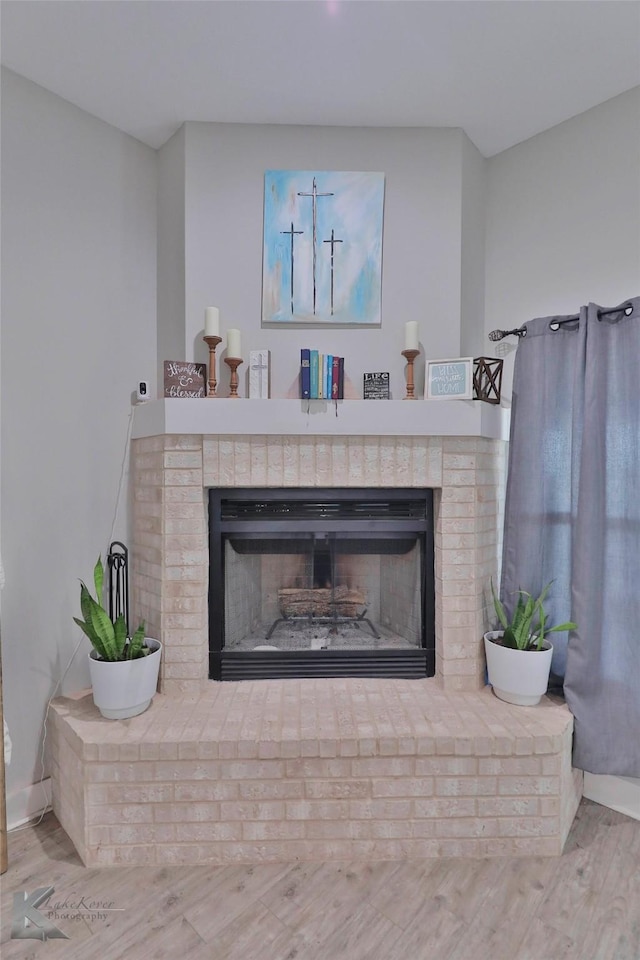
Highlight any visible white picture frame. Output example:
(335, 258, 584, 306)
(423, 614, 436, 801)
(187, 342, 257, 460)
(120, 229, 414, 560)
(425, 358, 474, 400)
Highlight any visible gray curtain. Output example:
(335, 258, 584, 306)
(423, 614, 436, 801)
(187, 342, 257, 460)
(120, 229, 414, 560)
(502, 296, 640, 776)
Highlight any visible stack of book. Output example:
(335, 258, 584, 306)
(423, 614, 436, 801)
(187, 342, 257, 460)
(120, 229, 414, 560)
(300, 349, 344, 400)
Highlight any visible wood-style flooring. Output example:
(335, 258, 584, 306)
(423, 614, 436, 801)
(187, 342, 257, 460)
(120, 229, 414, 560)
(1, 798, 638, 960)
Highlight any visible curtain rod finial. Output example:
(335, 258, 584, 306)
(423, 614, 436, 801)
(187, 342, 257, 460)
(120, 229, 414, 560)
(489, 326, 527, 341)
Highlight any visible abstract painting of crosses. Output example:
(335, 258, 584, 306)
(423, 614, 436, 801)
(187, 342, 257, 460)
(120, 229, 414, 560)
(262, 170, 385, 326)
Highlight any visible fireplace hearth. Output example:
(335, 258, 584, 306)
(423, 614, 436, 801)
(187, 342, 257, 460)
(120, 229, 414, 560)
(209, 488, 435, 680)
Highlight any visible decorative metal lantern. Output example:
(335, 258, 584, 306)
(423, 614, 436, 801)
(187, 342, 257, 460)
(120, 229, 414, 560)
(473, 357, 503, 404)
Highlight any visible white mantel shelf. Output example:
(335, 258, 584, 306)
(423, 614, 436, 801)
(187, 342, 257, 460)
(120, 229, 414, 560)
(132, 399, 510, 440)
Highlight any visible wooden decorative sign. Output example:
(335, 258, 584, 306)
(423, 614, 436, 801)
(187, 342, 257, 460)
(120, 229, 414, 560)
(164, 361, 207, 398)
(363, 372, 390, 399)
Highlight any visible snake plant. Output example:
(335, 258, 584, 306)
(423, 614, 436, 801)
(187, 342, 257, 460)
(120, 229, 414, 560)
(491, 580, 577, 651)
(74, 557, 147, 661)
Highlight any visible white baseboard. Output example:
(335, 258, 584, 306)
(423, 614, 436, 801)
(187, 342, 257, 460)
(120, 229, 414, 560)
(583, 773, 640, 822)
(6, 778, 52, 830)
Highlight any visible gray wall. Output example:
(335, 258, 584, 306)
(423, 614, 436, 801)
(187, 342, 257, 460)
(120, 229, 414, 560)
(485, 87, 640, 397)
(174, 123, 472, 399)
(157, 125, 186, 392)
(485, 86, 640, 803)
(0, 70, 157, 823)
(460, 133, 487, 359)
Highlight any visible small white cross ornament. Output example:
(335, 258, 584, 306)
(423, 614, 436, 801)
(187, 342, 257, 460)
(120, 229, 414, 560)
(249, 350, 270, 399)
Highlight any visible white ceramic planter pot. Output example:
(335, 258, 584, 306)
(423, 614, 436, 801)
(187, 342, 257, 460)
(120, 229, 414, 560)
(484, 631, 553, 706)
(88, 639, 162, 719)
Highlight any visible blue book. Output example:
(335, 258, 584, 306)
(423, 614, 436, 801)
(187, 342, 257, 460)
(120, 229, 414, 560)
(300, 349, 310, 399)
(310, 350, 319, 399)
(326, 355, 333, 398)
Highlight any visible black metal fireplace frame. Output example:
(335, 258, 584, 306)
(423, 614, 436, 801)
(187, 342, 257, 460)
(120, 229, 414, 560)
(208, 487, 435, 681)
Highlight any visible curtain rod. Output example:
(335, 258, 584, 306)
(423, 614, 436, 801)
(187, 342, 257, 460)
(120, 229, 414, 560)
(488, 303, 634, 342)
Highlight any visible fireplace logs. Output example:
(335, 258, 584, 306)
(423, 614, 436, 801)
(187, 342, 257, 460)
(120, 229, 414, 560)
(278, 585, 366, 619)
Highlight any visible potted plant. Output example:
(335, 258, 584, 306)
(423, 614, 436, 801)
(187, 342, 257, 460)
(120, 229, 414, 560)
(484, 580, 576, 706)
(74, 557, 161, 719)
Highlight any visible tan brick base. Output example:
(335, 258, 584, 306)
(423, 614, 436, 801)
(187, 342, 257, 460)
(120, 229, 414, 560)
(49, 679, 582, 866)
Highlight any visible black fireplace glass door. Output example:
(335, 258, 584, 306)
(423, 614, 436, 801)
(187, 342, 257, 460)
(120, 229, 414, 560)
(209, 489, 434, 680)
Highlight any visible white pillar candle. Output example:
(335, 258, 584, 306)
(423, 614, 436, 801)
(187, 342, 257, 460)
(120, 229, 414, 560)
(204, 307, 219, 337)
(404, 321, 419, 350)
(227, 328, 242, 358)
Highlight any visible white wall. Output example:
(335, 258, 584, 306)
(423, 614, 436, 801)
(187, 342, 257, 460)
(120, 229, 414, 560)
(485, 87, 640, 398)
(174, 123, 467, 399)
(0, 70, 157, 825)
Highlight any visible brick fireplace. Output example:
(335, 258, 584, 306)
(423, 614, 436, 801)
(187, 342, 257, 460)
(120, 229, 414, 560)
(129, 412, 506, 693)
(48, 400, 582, 865)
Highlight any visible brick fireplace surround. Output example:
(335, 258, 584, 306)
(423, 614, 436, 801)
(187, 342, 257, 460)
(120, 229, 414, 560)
(49, 400, 582, 865)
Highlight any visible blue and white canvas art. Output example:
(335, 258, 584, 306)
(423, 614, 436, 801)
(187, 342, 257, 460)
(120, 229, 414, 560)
(262, 171, 385, 325)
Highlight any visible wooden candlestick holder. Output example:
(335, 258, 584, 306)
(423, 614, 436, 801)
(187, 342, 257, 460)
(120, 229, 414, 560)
(203, 335, 222, 397)
(401, 348, 420, 399)
(224, 356, 243, 398)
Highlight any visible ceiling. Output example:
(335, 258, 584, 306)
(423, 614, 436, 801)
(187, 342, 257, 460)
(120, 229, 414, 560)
(2, 1, 639, 158)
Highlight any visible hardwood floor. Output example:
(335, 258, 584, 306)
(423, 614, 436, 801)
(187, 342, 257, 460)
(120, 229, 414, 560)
(1, 798, 638, 960)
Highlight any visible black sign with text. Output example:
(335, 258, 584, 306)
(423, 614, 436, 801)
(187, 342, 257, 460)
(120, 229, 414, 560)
(363, 372, 390, 400)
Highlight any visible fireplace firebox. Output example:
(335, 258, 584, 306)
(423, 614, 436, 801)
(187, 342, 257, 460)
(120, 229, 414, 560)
(208, 488, 435, 680)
